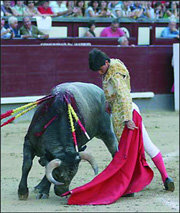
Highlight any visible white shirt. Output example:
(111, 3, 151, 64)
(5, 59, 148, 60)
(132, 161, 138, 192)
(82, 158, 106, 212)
(147, 7, 155, 19)
(1, 9, 4, 17)
(1, 27, 11, 39)
(85, 6, 99, 17)
(49, 1, 68, 14)
(120, 6, 131, 17)
(108, 2, 122, 18)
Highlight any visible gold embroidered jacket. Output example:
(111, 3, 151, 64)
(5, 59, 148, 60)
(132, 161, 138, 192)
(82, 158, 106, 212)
(102, 58, 133, 140)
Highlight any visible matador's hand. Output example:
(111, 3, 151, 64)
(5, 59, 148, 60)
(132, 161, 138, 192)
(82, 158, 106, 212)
(125, 120, 138, 130)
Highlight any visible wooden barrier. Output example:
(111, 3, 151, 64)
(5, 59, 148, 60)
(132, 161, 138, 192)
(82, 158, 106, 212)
(151, 38, 179, 45)
(1, 45, 173, 97)
(1, 37, 136, 45)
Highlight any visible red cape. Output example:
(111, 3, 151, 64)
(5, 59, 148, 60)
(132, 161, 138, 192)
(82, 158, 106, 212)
(61, 110, 154, 205)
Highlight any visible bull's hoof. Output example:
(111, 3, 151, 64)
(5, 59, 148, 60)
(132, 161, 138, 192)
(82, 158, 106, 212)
(36, 193, 49, 199)
(18, 187, 29, 200)
(34, 187, 40, 193)
(18, 192, 29, 200)
(34, 187, 49, 199)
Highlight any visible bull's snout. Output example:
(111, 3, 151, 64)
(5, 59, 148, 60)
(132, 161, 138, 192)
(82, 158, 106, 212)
(45, 151, 98, 187)
(54, 185, 69, 196)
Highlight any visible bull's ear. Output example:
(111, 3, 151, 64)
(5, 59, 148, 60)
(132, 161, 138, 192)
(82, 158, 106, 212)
(45, 149, 54, 161)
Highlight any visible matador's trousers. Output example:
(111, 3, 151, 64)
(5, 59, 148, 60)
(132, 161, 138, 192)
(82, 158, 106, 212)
(112, 102, 160, 158)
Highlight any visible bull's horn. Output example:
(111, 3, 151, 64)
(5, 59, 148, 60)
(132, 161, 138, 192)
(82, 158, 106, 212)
(45, 159, 64, 185)
(79, 151, 98, 175)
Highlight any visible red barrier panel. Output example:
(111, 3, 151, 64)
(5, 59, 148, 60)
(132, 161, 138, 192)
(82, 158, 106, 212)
(1, 45, 173, 97)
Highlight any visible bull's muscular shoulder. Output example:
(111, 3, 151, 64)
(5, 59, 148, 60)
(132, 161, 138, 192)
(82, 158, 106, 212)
(49, 82, 107, 126)
(51, 82, 104, 96)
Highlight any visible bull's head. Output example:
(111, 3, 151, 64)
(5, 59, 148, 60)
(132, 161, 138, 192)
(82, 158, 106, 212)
(45, 150, 98, 196)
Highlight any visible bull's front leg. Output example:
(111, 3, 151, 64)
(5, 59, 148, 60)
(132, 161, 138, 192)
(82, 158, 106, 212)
(18, 139, 35, 200)
(34, 175, 51, 199)
(97, 114, 118, 157)
(99, 131, 118, 158)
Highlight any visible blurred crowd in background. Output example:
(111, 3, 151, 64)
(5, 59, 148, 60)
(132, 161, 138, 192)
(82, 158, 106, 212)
(1, 1, 180, 40)
(1, 0, 179, 19)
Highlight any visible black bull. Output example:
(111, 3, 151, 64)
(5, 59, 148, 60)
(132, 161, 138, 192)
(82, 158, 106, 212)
(18, 82, 118, 200)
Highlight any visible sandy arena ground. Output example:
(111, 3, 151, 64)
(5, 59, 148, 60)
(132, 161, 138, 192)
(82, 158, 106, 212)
(1, 110, 179, 212)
